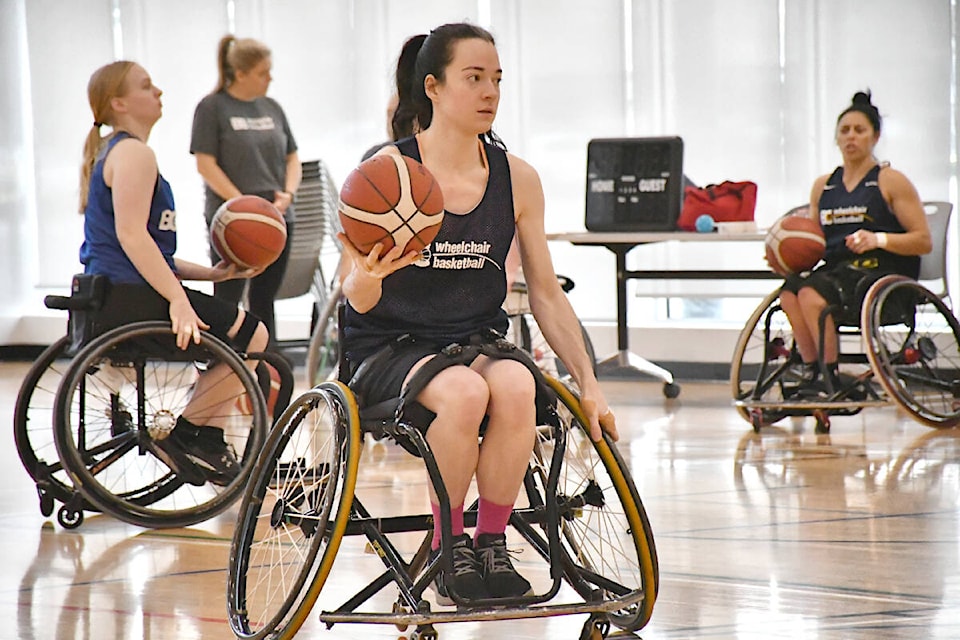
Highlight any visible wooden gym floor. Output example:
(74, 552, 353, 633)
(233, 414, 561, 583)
(1, 360, 958, 639)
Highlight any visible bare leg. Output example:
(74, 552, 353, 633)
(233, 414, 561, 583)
(471, 356, 536, 506)
(779, 290, 818, 363)
(797, 288, 838, 364)
(182, 311, 269, 428)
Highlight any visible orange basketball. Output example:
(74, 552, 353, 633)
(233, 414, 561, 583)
(338, 154, 444, 255)
(211, 195, 287, 270)
(765, 215, 826, 276)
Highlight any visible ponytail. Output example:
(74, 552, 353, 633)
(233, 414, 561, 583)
(391, 34, 428, 140)
(79, 60, 134, 212)
(213, 34, 235, 94)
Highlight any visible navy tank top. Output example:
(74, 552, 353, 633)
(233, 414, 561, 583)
(344, 137, 515, 362)
(80, 132, 178, 284)
(818, 164, 918, 277)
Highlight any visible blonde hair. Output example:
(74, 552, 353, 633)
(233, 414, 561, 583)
(213, 34, 271, 93)
(79, 60, 135, 212)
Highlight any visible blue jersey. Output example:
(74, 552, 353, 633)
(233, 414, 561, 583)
(818, 164, 918, 277)
(344, 137, 515, 362)
(80, 132, 178, 284)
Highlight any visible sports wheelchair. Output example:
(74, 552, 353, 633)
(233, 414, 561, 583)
(731, 203, 960, 434)
(14, 274, 293, 529)
(226, 310, 658, 640)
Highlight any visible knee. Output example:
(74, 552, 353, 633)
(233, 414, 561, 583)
(487, 361, 536, 412)
(429, 367, 490, 423)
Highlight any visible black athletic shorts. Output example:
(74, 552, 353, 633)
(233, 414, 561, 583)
(93, 282, 257, 351)
(781, 261, 899, 325)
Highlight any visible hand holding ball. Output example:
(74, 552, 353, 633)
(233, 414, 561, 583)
(338, 154, 444, 255)
(210, 195, 287, 270)
(764, 215, 825, 276)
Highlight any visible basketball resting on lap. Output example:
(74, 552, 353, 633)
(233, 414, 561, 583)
(776, 90, 931, 396)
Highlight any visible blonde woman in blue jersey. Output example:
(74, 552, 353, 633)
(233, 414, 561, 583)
(338, 23, 617, 604)
(80, 60, 269, 486)
(778, 91, 931, 394)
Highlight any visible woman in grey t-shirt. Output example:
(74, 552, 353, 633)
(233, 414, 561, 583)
(190, 34, 301, 346)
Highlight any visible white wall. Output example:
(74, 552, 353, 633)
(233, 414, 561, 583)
(2, 0, 957, 359)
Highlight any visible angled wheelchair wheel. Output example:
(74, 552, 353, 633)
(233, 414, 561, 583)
(227, 381, 360, 640)
(52, 321, 267, 528)
(863, 276, 960, 428)
(14, 336, 95, 524)
(532, 378, 658, 632)
(305, 280, 340, 388)
(730, 289, 797, 427)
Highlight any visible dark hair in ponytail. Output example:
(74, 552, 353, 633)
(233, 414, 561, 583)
(838, 90, 882, 134)
(391, 22, 506, 150)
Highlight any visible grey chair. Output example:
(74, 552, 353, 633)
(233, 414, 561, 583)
(917, 200, 953, 302)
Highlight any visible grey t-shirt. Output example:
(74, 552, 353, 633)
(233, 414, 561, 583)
(190, 90, 298, 223)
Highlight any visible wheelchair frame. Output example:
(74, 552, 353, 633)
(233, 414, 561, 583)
(227, 327, 657, 640)
(14, 276, 291, 529)
(732, 274, 960, 433)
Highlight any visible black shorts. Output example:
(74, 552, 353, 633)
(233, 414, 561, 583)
(93, 282, 255, 350)
(349, 339, 480, 408)
(781, 262, 898, 325)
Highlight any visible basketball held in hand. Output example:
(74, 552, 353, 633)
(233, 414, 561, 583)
(764, 215, 826, 276)
(338, 154, 444, 255)
(211, 195, 287, 270)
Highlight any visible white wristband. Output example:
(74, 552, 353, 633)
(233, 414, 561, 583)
(876, 232, 888, 248)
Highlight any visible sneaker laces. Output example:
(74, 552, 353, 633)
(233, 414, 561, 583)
(477, 540, 521, 575)
(451, 542, 481, 578)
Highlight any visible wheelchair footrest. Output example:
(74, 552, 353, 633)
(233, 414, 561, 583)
(735, 399, 890, 411)
(318, 589, 645, 626)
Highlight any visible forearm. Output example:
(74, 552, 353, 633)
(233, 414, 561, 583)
(284, 154, 302, 196)
(529, 293, 595, 387)
(174, 258, 216, 281)
(196, 155, 242, 202)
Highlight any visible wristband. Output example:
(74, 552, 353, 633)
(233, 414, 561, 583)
(875, 232, 888, 248)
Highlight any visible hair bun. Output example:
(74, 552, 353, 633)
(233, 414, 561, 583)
(852, 90, 873, 107)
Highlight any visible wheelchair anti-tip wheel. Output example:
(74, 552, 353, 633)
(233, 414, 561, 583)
(730, 289, 797, 428)
(52, 321, 268, 528)
(863, 276, 960, 428)
(14, 337, 94, 528)
(227, 381, 360, 640)
(533, 379, 659, 632)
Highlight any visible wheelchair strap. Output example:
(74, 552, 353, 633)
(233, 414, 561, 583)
(395, 330, 555, 424)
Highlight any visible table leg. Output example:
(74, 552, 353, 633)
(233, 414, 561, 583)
(595, 246, 678, 390)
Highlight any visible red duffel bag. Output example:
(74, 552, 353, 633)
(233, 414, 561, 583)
(677, 181, 757, 230)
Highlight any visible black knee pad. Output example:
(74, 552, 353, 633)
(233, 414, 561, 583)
(231, 312, 261, 352)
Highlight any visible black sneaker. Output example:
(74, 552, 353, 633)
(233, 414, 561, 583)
(149, 436, 207, 486)
(474, 533, 532, 599)
(430, 534, 489, 605)
(171, 418, 241, 485)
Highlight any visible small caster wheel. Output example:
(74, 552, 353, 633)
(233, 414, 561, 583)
(410, 624, 438, 640)
(38, 489, 55, 517)
(580, 614, 611, 640)
(663, 381, 681, 398)
(814, 411, 831, 434)
(392, 600, 410, 632)
(749, 409, 764, 434)
(57, 505, 84, 529)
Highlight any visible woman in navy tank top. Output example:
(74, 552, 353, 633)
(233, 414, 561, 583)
(79, 61, 271, 485)
(779, 91, 931, 393)
(338, 23, 617, 603)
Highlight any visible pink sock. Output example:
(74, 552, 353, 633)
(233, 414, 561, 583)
(431, 502, 464, 550)
(475, 497, 514, 538)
